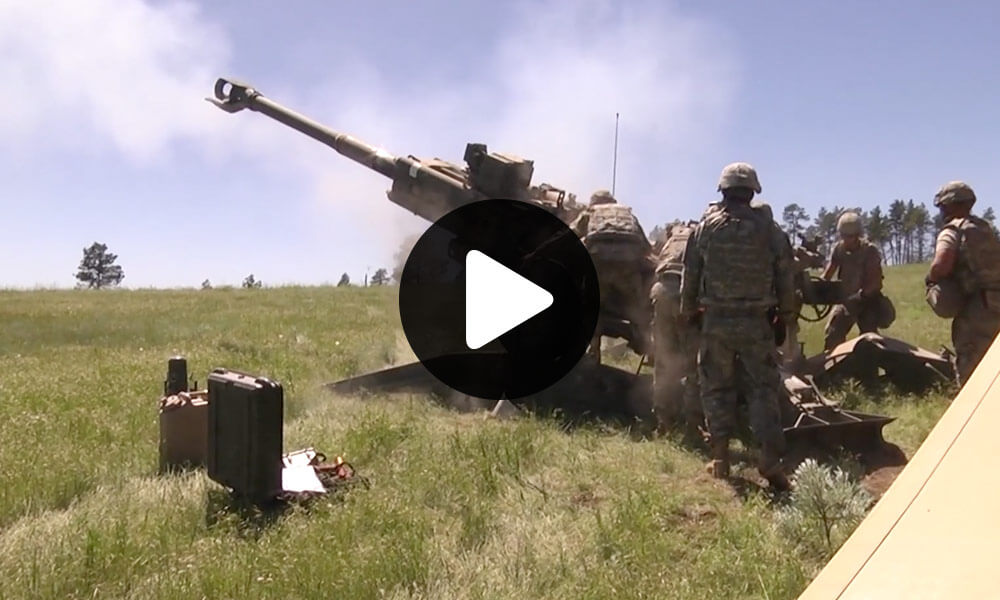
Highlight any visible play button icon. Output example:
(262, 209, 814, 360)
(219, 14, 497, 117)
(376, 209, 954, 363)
(465, 250, 553, 350)
(398, 199, 600, 400)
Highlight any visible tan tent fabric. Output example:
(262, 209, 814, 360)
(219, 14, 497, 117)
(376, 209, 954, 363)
(799, 334, 1000, 599)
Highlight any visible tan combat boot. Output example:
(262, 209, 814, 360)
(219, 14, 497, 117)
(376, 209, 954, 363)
(705, 437, 730, 479)
(758, 444, 790, 492)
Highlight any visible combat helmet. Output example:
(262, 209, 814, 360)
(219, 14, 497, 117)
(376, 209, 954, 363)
(590, 189, 616, 205)
(933, 181, 976, 207)
(837, 212, 863, 236)
(717, 162, 762, 193)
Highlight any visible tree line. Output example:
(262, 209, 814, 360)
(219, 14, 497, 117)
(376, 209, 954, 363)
(780, 200, 997, 265)
(73, 242, 392, 289)
(78, 198, 989, 290)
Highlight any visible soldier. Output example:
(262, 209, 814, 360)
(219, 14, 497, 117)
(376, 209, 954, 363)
(821, 212, 889, 351)
(925, 181, 1000, 386)
(570, 189, 655, 361)
(650, 220, 702, 438)
(680, 162, 795, 491)
(783, 235, 826, 368)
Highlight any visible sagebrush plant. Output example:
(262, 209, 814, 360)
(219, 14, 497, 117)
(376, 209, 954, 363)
(776, 459, 872, 560)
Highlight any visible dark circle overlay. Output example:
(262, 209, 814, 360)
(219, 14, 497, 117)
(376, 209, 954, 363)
(398, 199, 600, 400)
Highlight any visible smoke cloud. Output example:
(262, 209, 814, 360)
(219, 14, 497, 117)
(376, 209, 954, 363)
(0, 0, 738, 283)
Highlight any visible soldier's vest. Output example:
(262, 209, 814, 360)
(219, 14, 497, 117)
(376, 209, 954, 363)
(833, 240, 879, 294)
(948, 216, 1000, 297)
(656, 222, 695, 278)
(584, 204, 646, 261)
(699, 204, 777, 308)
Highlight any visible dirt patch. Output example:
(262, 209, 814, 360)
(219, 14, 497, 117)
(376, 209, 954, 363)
(861, 466, 905, 500)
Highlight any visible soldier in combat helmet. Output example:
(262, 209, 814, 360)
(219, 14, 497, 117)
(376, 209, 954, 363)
(680, 162, 796, 491)
(570, 189, 655, 362)
(650, 220, 702, 439)
(925, 181, 1000, 386)
(820, 212, 891, 351)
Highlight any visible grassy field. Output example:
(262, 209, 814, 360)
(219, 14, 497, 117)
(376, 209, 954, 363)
(0, 264, 957, 599)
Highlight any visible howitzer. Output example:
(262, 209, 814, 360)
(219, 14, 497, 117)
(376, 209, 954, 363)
(791, 237, 843, 322)
(799, 277, 847, 321)
(207, 78, 583, 225)
(798, 234, 823, 255)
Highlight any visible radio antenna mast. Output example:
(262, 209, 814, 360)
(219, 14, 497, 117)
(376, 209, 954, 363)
(612, 112, 620, 195)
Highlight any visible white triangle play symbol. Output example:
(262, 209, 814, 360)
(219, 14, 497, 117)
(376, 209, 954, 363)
(465, 250, 554, 350)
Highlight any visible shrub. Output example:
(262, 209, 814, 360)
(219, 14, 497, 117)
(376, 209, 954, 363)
(776, 459, 872, 560)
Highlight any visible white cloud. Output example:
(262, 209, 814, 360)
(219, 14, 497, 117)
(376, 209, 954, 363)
(286, 0, 741, 249)
(0, 0, 739, 281)
(0, 0, 235, 161)
(487, 0, 738, 210)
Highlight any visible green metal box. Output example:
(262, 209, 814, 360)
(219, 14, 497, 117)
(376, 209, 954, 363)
(206, 368, 283, 502)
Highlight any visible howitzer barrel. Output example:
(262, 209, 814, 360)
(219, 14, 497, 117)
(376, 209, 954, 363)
(208, 78, 474, 222)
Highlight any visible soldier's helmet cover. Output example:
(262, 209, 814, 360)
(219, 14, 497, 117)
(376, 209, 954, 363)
(590, 189, 617, 205)
(933, 181, 976, 207)
(717, 162, 762, 193)
(837, 211, 863, 236)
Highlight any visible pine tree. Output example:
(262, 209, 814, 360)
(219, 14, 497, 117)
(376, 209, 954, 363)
(782, 203, 811, 242)
(74, 242, 125, 289)
(865, 206, 889, 258)
(887, 200, 908, 265)
(908, 202, 931, 262)
(370, 268, 390, 285)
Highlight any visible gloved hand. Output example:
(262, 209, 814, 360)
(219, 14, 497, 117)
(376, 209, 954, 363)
(846, 291, 864, 304)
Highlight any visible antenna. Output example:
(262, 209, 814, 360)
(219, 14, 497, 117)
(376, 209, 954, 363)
(612, 112, 620, 195)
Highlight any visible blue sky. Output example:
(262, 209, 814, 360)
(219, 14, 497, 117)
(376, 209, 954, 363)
(2, 0, 997, 288)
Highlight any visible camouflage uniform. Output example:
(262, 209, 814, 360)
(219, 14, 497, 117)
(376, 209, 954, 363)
(748, 202, 809, 366)
(926, 182, 1000, 385)
(650, 221, 702, 432)
(823, 249, 885, 349)
(783, 241, 825, 366)
(680, 163, 795, 489)
(571, 190, 654, 357)
(821, 212, 887, 350)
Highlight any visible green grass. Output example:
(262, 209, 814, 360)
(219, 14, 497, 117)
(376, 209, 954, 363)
(0, 266, 957, 599)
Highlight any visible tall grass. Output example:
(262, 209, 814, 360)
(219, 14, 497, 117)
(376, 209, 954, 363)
(0, 265, 955, 599)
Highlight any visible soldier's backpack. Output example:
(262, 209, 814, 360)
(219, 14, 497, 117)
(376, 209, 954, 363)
(926, 279, 966, 319)
(584, 204, 643, 245)
(951, 216, 1000, 310)
(876, 293, 896, 328)
(656, 222, 696, 277)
